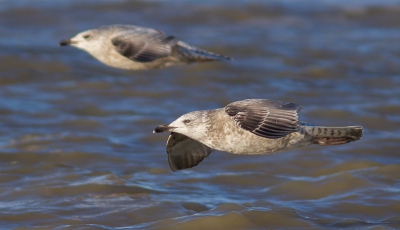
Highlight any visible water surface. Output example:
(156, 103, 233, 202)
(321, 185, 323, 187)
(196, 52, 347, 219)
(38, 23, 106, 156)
(0, 0, 400, 229)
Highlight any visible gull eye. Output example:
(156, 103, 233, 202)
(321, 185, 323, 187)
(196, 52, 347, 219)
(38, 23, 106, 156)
(83, 34, 90, 39)
(183, 119, 191, 124)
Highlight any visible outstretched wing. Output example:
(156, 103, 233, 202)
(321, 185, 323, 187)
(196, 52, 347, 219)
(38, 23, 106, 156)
(174, 41, 232, 62)
(225, 99, 301, 139)
(111, 30, 178, 63)
(166, 133, 213, 172)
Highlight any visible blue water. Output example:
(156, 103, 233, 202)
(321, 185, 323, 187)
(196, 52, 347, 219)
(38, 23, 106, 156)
(0, 0, 400, 229)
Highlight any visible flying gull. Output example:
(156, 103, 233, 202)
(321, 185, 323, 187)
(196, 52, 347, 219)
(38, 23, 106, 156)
(154, 99, 363, 171)
(59, 24, 231, 70)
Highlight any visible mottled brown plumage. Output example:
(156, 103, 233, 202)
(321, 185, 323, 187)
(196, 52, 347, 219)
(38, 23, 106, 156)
(60, 25, 231, 70)
(154, 99, 363, 171)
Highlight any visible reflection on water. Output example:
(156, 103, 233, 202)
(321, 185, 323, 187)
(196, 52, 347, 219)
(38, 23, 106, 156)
(0, 0, 400, 229)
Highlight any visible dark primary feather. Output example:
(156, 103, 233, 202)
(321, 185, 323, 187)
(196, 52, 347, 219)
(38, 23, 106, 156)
(225, 99, 301, 139)
(173, 41, 232, 62)
(111, 31, 177, 62)
(166, 133, 212, 172)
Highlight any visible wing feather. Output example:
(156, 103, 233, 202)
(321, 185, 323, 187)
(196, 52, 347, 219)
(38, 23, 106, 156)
(111, 30, 177, 62)
(166, 133, 212, 171)
(225, 99, 301, 139)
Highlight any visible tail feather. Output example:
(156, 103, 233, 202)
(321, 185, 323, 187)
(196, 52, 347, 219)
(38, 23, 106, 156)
(301, 125, 363, 146)
(174, 41, 232, 62)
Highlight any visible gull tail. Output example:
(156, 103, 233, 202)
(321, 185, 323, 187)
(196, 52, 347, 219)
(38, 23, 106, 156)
(300, 123, 363, 146)
(174, 41, 232, 62)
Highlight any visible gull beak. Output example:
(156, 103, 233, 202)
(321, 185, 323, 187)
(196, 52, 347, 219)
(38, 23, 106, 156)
(153, 125, 176, 133)
(59, 38, 74, 46)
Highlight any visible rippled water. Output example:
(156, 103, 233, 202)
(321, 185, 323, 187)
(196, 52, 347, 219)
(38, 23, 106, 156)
(1, 0, 400, 229)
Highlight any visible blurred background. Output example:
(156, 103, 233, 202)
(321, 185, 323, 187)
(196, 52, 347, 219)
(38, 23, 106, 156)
(0, 0, 400, 229)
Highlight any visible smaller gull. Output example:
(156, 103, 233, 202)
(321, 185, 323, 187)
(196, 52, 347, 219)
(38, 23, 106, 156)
(153, 99, 363, 171)
(59, 24, 231, 70)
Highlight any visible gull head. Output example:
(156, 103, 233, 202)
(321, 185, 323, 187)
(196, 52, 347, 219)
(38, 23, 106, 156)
(153, 110, 210, 140)
(59, 28, 106, 53)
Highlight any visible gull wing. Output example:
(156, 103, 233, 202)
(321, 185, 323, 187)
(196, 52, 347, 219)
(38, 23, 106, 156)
(166, 132, 212, 171)
(111, 30, 178, 63)
(225, 99, 300, 139)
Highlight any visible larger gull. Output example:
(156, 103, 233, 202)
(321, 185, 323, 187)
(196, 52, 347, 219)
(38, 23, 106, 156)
(154, 99, 363, 171)
(59, 24, 231, 70)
